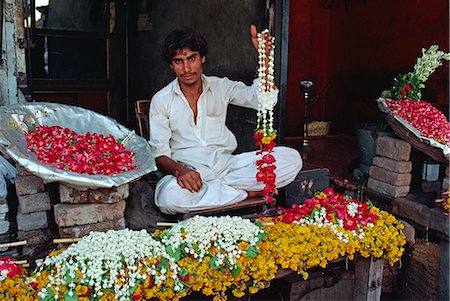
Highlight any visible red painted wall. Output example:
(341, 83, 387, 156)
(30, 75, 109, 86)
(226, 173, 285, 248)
(285, 0, 449, 137)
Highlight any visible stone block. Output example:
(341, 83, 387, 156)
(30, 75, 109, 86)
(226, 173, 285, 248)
(59, 218, 126, 238)
(369, 165, 411, 186)
(392, 198, 448, 235)
(54, 201, 126, 227)
(399, 220, 415, 244)
(18, 192, 51, 214)
(0, 220, 10, 235)
(15, 165, 33, 176)
(60, 184, 129, 204)
(15, 175, 45, 195)
(443, 177, 450, 190)
(0, 233, 11, 244)
(0, 198, 8, 214)
(372, 156, 412, 173)
(0, 213, 6, 220)
(88, 184, 129, 203)
(376, 136, 411, 161)
(17, 229, 52, 246)
(16, 210, 48, 231)
(367, 177, 410, 198)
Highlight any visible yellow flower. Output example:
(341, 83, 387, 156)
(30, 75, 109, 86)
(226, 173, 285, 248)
(75, 285, 88, 296)
(261, 136, 273, 145)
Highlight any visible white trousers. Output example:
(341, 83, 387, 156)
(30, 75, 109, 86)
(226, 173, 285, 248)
(155, 146, 302, 214)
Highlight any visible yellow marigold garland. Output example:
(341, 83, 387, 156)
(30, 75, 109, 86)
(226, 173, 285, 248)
(0, 190, 406, 301)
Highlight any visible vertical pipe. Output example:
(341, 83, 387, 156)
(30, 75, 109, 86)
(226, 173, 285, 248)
(125, 0, 129, 124)
(275, 0, 289, 143)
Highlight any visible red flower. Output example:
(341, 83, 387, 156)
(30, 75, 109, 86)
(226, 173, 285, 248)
(262, 154, 276, 164)
(25, 125, 137, 175)
(0, 258, 22, 277)
(131, 293, 142, 300)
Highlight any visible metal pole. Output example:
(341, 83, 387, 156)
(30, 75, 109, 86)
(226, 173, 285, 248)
(300, 79, 313, 150)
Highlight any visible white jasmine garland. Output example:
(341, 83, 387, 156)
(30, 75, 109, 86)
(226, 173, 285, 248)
(165, 215, 264, 270)
(256, 29, 276, 135)
(35, 229, 178, 300)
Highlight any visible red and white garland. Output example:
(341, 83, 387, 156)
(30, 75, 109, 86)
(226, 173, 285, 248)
(255, 29, 277, 203)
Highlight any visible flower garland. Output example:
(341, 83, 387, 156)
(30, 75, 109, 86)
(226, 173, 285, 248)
(385, 99, 450, 145)
(25, 125, 137, 175)
(261, 188, 406, 279)
(391, 45, 450, 101)
(0, 258, 29, 300)
(255, 29, 277, 203)
(1, 193, 406, 300)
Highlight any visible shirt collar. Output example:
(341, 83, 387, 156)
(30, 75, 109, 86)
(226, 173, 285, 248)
(173, 74, 211, 96)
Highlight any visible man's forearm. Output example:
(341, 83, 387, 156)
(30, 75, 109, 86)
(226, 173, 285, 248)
(155, 155, 184, 176)
(155, 155, 203, 192)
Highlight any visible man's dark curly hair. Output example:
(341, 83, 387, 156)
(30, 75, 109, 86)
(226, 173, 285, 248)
(161, 26, 208, 64)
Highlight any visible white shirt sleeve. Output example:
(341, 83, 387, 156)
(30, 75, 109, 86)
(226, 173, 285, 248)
(149, 95, 172, 159)
(222, 78, 279, 110)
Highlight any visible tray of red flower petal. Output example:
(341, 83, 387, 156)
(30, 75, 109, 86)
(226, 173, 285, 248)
(377, 98, 449, 164)
(0, 102, 157, 188)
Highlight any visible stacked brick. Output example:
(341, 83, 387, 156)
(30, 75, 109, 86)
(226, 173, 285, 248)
(15, 166, 52, 253)
(367, 137, 412, 198)
(54, 184, 128, 238)
(0, 198, 10, 244)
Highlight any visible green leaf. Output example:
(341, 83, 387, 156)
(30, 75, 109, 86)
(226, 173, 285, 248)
(64, 269, 79, 283)
(245, 246, 260, 258)
(209, 256, 221, 270)
(178, 267, 188, 277)
(193, 243, 201, 255)
(254, 220, 263, 228)
(231, 266, 242, 277)
(224, 257, 232, 267)
(116, 138, 124, 143)
(129, 279, 143, 294)
(166, 245, 181, 261)
(156, 257, 169, 272)
(180, 227, 185, 233)
(257, 232, 269, 243)
(63, 291, 78, 301)
(27, 123, 36, 132)
(41, 290, 54, 301)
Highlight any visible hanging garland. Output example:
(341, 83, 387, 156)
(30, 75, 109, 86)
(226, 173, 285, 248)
(254, 29, 277, 203)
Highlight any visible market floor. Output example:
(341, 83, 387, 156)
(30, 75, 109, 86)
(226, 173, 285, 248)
(284, 134, 359, 181)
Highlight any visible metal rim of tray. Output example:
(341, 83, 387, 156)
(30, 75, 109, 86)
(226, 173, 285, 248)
(382, 112, 448, 164)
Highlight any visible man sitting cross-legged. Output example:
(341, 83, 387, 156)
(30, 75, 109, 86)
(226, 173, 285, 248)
(149, 26, 302, 215)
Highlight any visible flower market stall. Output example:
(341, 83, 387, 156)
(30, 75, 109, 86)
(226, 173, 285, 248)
(0, 188, 406, 301)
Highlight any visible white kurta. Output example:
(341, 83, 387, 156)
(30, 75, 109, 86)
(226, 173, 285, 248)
(149, 75, 302, 214)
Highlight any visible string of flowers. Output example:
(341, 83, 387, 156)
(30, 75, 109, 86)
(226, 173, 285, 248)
(1, 192, 407, 300)
(25, 125, 137, 175)
(0, 257, 29, 300)
(390, 44, 450, 101)
(255, 29, 277, 203)
(260, 188, 406, 279)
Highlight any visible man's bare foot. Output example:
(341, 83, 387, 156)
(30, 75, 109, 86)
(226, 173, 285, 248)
(247, 190, 264, 198)
(247, 188, 279, 198)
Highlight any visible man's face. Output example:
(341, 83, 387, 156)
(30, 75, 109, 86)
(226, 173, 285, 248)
(170, 48, 205, 87)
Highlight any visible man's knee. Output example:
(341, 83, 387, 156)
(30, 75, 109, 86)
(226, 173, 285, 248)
(276, 146, 303, 172)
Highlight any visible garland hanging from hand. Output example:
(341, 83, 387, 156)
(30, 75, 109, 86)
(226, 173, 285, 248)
(254, 29, 277, 204)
